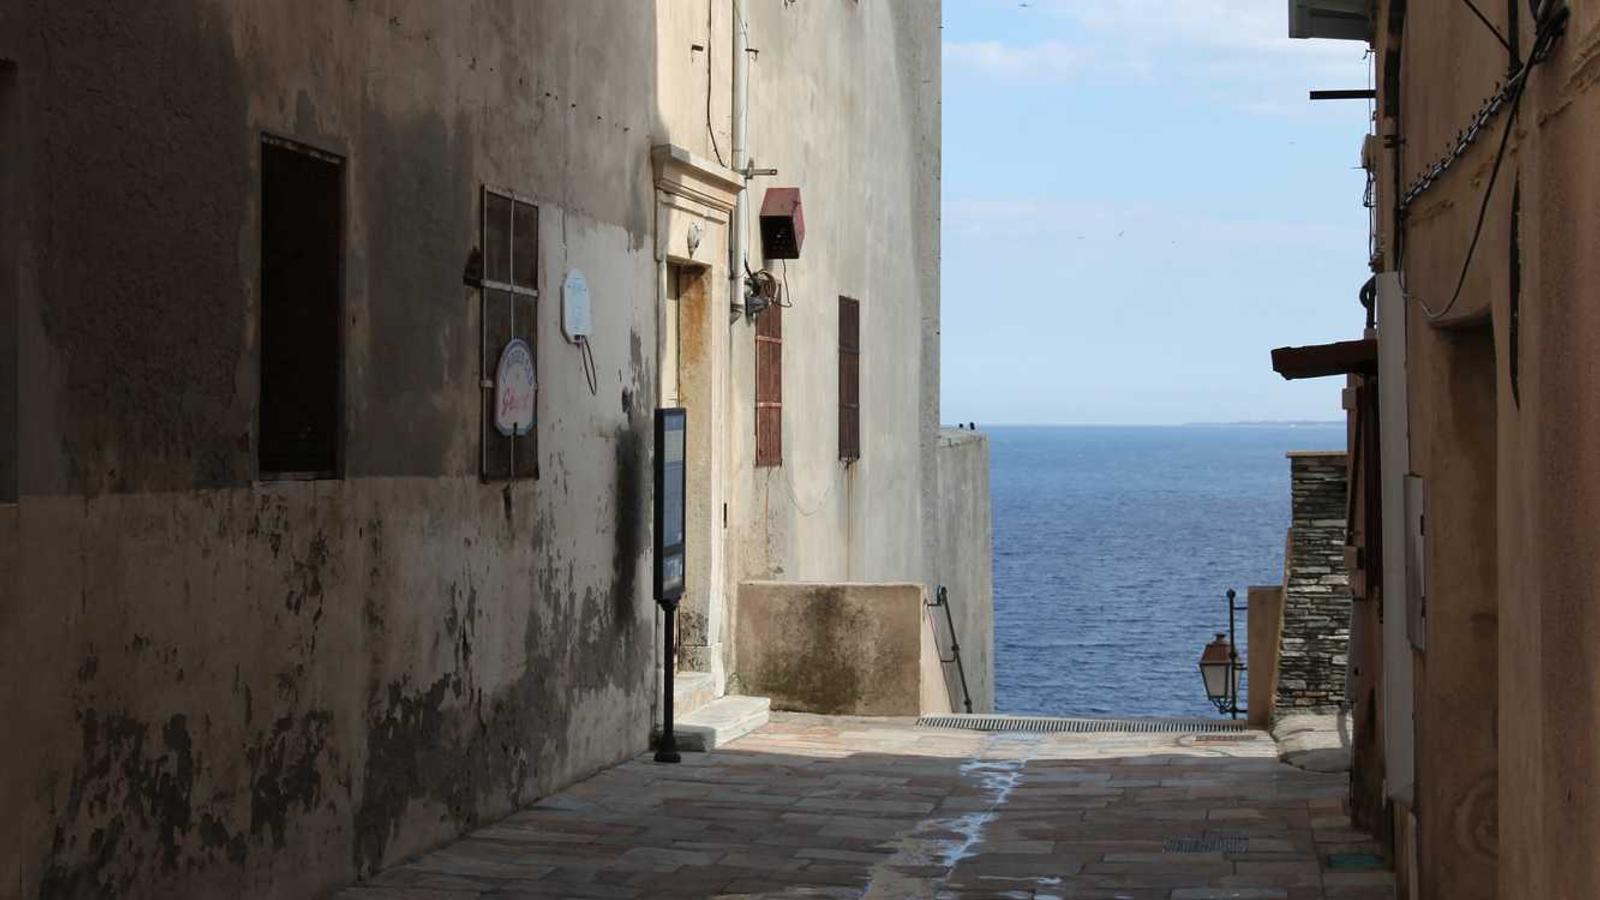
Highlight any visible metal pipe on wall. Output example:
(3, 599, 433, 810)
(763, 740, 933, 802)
(729, 0, 748, 318)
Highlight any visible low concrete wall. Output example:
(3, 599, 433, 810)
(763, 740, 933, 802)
(932, 430, 995, 713)
(1248, 585, 1286, 728)
(735, 582, 925, 716)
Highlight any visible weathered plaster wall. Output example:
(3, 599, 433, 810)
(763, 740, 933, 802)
(723, 0, 943, 643)
(933, 429, 995, 713)
(1411, 328, 1499, 900)
(1246, 585, 1286, 728)
(735, 581, 924, 716)
(0, 2, 664, 897)
(1368, 1, 1600, 895)
(651, 1, 946, 693)
(2, 3, 956, 896)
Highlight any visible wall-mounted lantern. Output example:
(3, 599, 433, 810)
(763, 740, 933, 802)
(758, 187, 804, 259)
(1198, 589, 1246, 719)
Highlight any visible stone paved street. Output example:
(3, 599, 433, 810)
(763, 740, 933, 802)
(340, 715, 1394, 899)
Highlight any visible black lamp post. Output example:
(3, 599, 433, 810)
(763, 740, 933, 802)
(654, 408, 687, 763)
(1198, 588, 1246, 718)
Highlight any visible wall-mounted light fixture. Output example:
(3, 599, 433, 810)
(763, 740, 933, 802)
(1198, 589, 1247, 719)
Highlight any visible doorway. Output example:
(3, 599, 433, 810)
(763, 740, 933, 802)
(665, 263, 718, 680)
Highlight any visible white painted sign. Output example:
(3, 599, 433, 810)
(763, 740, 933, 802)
(562, 269, 592, 342)
(494, 338, 536, 437)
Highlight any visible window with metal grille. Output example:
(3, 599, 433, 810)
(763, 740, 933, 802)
(838, 297, 860, 462)
(755, 304, 782, 467)
(478, 187, 539, 480)
(259, 136, 343, 479)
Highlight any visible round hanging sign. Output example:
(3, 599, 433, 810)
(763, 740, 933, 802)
(494, 338, 536, 437)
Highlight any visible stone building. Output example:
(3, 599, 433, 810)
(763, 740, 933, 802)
(1275, 0, 1600, 896)
(1275, 452, 1353, 715)
(0, 3, 988, 898)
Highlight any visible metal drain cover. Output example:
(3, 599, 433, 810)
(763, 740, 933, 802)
(916, 715, 1249, 735)
(1194, 733, 1261, 743)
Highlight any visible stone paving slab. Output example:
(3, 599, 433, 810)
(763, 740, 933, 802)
(338, 714, 1393, 899)
(1271, 714, 1353, 775)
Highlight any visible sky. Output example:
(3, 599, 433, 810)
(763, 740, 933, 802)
(940, 0, 1375, 425)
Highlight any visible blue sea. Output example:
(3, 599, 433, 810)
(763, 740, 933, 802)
(989, 424, 1345, 719)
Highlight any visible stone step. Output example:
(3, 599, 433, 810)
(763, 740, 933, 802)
(673, 671, 716, 719)
(675, 695, 770, 752)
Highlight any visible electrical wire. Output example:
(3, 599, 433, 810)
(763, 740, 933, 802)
(705, 2, 726, 167)
(1457, 0, 1512, 53)
(578, 335, 599, 396)
(777, 260, 794, 308)
(1407, 1, 1566, 320)
(1417, 63, 1524, 320)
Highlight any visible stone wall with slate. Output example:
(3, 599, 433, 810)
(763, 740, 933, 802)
(1275, 452, 1353, 715)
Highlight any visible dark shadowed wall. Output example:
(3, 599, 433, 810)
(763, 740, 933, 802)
(0, 2, 663, 897)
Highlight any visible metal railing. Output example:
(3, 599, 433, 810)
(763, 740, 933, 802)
(927, 586, 973, 714)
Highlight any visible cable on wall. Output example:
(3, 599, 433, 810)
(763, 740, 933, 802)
(1457, 0, 1512, 52)
(1416, 75, 1523, 320)
(1401, 0, 1567, 320)
(578, 335, 598, 396)
(705, 1, 726, 167)
(778, 260, 794, 308)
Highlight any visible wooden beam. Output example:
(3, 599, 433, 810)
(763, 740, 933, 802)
(1271, 338, 1378, 380)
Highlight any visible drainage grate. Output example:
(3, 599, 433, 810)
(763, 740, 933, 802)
(1165, 837, 1249, 854)
(916, 715, 1249, 735)
(1193, 733, 1260, 743)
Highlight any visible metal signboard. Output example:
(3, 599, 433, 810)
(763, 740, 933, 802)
(493, 338, 536, 437)
(654, 408, 687, 605)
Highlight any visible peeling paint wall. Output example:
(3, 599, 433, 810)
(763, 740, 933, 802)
(1, 2, 960, 896)
(1, 2, 663, 897)
(735, 581, 925, 716)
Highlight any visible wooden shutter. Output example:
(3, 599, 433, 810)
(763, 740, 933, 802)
(755, 304, 782, 467)
(838, 297, 860, 461)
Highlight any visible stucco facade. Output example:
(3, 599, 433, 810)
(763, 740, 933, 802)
(654, 1, 946, 696)
(1290, 0, 1600, 896)
(0, 3, 968, 898)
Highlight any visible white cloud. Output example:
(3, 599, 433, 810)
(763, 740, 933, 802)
(944, 0, 1370, 105)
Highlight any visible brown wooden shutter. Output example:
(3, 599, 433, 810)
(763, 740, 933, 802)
(838, 297, 860, 462)
(755, 304, 782, 467)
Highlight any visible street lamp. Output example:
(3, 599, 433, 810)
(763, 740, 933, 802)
(1198, 589, 1246, 718)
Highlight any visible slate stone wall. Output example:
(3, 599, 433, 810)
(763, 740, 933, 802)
(1276, 452, 1353, 714)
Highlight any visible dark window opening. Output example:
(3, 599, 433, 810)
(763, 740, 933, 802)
(755, 303, 783, 467)
(259, 137, 343, 478)
(839, 296, 860, 462)
(0, 61, 17, 502)
(480, 187, 539, 480)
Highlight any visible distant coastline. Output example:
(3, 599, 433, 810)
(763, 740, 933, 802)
(1182, 420, 1343, 428)
(951, 421, 1345, 429)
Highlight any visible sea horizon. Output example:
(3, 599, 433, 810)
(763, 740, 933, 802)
(988, 422, 1344, 718)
